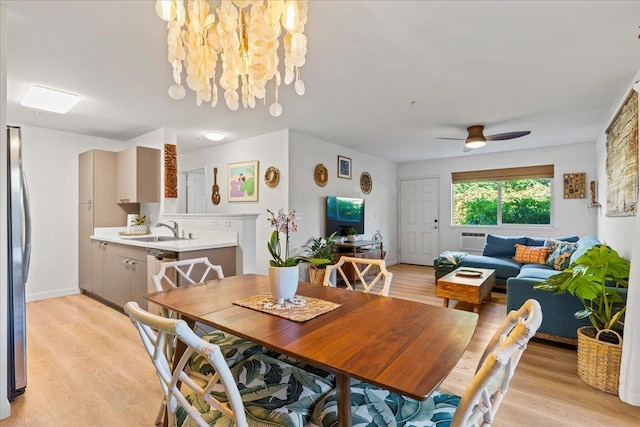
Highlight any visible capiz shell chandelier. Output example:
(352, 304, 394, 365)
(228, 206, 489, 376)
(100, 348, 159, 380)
(155, 0, 308, 117)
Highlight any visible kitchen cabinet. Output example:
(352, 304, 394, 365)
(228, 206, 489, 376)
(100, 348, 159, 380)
(78, 150, 132, 292)
(116, 146, 160, 204)
(91, 240, 111, 298)
(93, 242, 147, 310)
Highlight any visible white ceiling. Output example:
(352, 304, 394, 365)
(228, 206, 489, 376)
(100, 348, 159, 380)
(4, 1, 640, 162)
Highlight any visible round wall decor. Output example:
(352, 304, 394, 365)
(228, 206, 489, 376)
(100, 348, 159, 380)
(360, 171, 372, 194)
(264, 166, 280, 188)
(314, 163, 328, 187)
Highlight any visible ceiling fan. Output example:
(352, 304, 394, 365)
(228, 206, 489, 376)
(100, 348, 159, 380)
(437, 125, 531, 152)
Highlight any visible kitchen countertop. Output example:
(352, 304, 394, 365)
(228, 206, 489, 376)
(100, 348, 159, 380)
(91, 227, 238, 253)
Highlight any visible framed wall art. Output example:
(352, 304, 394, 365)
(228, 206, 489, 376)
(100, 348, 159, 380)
(606, 90, 638, 216)
(228, 160, 259, 202)
(563, 173, 586, 199)
(337, 155, 351, 179)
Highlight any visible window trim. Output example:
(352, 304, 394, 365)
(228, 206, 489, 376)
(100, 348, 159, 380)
(451, 165, 555, 227)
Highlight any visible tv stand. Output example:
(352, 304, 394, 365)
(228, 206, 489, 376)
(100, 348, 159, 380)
(334, 240, 384, 257)
(334, 240, 385, 282)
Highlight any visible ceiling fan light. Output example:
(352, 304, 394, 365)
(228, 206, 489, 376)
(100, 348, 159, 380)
(466, 139, 486, 149)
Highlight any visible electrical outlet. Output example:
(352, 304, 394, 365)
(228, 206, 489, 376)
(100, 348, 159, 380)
(223, 219, 231, 227)
(211, 219, 218, 226)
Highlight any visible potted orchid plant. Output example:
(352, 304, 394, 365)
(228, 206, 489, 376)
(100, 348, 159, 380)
(266, 209, 329, 303)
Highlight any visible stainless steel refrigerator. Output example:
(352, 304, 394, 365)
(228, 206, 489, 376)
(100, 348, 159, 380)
(6, 126, 31, 400)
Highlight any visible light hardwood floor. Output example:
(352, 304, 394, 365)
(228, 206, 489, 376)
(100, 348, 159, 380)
(4, 264, 639, 426)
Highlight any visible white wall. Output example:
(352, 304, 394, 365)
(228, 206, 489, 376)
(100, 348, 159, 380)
(169, 130, 289, 274)
(595, 70, 640, 260)
(288, 131, 398, 269)
(17, 126, 124, 301)
(1, 5, 11, 420)
(398, 142, 598, 256)
(168, 129, 398, 276)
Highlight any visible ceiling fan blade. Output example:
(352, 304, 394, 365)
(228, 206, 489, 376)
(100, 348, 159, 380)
(463, 145, 473, 152)
(485, 131, 531, 141)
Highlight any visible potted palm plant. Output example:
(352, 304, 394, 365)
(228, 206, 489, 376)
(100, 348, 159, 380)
(304, 232, 338, 285)
(535, 245, 629, 394)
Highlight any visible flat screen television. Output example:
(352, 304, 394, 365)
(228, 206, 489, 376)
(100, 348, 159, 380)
(326, 196, 365, 236)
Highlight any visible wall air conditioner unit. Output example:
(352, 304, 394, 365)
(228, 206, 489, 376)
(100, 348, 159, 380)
(460, 232, 486, 251)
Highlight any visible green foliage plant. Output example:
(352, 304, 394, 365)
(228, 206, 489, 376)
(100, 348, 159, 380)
(534, 245, 629, 332)
(132, 214, 147, 225)
(346, 227, 358, 236)
(303, 232, 338, 270)
(266, 209, 330, 268)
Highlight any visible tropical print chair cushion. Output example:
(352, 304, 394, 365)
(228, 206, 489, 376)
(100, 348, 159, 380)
(189, 331, 264, 377)
(262, 348, 336, 382)
(309, 381, 460, 427)
(178, 352, 334, 426)
(190, 332, 335, 383)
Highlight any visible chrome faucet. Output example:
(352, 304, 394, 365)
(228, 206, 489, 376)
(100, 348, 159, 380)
(156, 220, 180, 238)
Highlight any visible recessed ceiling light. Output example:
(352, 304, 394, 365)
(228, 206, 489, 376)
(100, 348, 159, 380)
(20, 85, 80, 114)
(205, 131, 225, 141)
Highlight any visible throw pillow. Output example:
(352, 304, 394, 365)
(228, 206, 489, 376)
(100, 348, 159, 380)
(546, 241, 578, 270)
(513, 244, 551, 265)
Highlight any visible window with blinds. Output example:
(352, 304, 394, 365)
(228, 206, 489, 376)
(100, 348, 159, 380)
(452, 165, 553, 226)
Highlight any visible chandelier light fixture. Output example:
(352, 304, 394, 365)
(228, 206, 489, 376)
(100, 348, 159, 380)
(155, 0, 308, 117)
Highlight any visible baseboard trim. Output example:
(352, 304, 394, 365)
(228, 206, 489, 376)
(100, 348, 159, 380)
(26, 287, 80, 303)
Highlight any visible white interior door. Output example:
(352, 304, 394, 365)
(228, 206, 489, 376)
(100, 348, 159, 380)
(187, 171, 206, 214)
(399, 178, 439, 265)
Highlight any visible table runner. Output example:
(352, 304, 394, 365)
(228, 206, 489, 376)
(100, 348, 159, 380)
(234, 294, 341, 322)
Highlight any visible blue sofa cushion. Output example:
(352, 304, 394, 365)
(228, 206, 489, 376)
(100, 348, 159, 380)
(570, 236, 601, 264)
(460, 254, 521, 279)
(526, 235, 579, 246)
(482, 234, 527, 257)
(516, 266, 558, 280)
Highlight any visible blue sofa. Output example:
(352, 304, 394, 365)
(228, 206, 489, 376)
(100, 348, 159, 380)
(434, 234, 602, 344)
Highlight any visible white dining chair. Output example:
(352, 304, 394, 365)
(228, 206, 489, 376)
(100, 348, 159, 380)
(124, 301, 248, 427)
(125, 301, 334, 427)
(323, 256, 393, 296)
(310, 299, 543, 427)
(151, 257, 224, 292)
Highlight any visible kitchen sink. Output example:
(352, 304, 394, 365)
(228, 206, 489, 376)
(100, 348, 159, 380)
(122, 235, 186, 242)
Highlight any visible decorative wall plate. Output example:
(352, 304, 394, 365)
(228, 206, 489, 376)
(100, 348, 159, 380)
(265, 166, 280, 188)
(360, 171, 372, 194)
(314, 164, 328, 187)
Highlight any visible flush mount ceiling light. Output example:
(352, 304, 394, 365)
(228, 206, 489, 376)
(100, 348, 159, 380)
(205, 131, 225, 141)
(156, 0, 308, 117)
(20, 85, 80, 114)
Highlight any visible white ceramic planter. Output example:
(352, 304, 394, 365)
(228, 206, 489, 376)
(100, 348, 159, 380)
(268, 265, 299, 304)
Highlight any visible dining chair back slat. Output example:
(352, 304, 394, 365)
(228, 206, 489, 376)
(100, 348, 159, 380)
(151, 257, 224, 292)
(323, 256, 393, 296)
(452, 298, 543, 426)
(124, 302, 248, 427)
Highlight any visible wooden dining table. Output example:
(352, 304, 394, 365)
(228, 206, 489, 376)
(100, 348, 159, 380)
(146, 274, 479, 427)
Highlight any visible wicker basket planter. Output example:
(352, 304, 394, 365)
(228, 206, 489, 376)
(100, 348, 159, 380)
(576, 326, 622, 395)
(309, 266, 336, 286)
